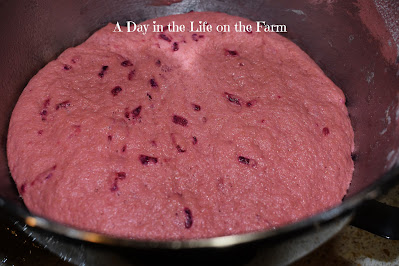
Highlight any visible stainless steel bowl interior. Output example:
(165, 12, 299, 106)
(0, 0, 398, 249)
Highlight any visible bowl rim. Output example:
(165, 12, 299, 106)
(1, 165, 398, 249)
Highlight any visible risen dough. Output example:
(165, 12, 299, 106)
(7, 12, 354, 240)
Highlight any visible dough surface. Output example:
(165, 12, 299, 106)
(7, 12, 354, 240)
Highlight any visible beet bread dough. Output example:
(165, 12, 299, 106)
(7, 12, 354, 240)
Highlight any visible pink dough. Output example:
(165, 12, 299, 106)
(7, 12, 354, 240)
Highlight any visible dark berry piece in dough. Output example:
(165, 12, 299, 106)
(132, 106, 142, 118)
(225, 92, 241, 106)
(238, 156, 250, 165)
(121, 60, 133, 67)
(159, 33, 172, 42)
(55, 101, 71, 110)
(128, 70, 135, 80)
(225, 50, 238, 56)
(139, 155, 158, 165)
(184, 207, 193, 229)
(98, 65, 108, 78)
(172, 115, 188, 127)
(323, 127, 330, 136)
(176, 145, 186, 153)
(150, 79, 158, 88)
(117, 172, 126, 179)
(192, 104, 201, 111)
(172, 42, 179, 51)
(111, 86, 122, 96)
